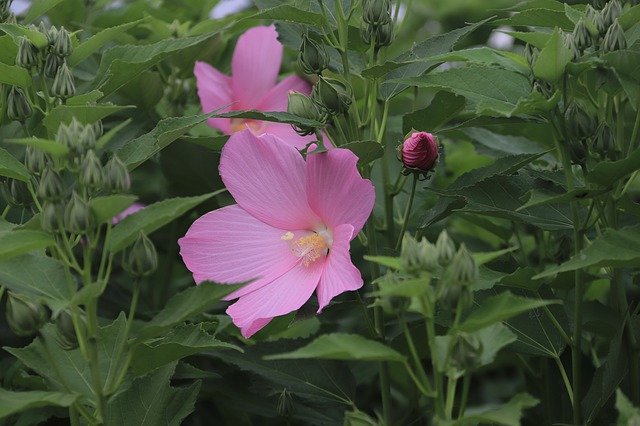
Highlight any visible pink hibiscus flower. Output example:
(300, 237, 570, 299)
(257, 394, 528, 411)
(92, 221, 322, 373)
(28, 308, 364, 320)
(178, 130, 375, 338)
(194, 25, 317, 149)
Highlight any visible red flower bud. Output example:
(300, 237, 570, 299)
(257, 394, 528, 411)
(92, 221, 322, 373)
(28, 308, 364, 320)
(401, 132, 438, 172)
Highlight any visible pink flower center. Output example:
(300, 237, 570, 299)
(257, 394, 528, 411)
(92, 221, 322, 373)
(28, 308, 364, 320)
(283, 228, 332, 267)
(230, 118, 265, 134)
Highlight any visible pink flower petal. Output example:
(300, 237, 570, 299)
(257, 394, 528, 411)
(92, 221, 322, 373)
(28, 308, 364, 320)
(257, 75, 311, 111)
(306, 148, 375, 235)
(194, 61, 233, 133)
(111, 202, 145, 225)
(178, 204, 299, 286)
(226, 259, 324, 338)
(231, 25, 283, 109)
(260, 122, 319, 150)
(219, 130, 320, 230)
(316, 224, 363, 312)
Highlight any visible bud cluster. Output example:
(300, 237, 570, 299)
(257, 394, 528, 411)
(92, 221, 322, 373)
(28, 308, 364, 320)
(361, 0, 394, 49)
(0, 0, 15, 23)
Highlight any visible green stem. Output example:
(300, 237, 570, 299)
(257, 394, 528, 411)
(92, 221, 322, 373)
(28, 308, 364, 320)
(444, 375, 458, 420)
(457, 374, 471, 418)
(554, 356, 574, 406)
(1, 205, 9, 219)
(422, 296, 445, 417)
(626, 102, 640, 158)
(542, 305, 572, 347)
(400, 314, 433, 394)
(395, 174, 418, 250)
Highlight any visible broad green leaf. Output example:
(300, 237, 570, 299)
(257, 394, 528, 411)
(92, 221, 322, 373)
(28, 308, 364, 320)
(518, 187, 604, 210)
(474, 247, 517, 266)
(6, 138, 69, 156)
(89, 194, 137, 224)
(216, 110, 324, 128)
(245, 4, 325, 26)
(449, 153, 546, 190)
(69, 18, 146, 66)
(265, 333, 406, 362)
(533, 28, 574, 82)
(604, 50, 640, 107)
(96, 118, 132, 149)
(104, 363, 200, 426)
(619, 4, 640, 30)
(341, 141, 384, 164)
(586, 145, 640, 187)
(0, 254, 73, 314)
(108, 192, 220, 252)
(117, 113, 223, 170)
(42, 104, 133, 135)
(138, 282, 243, 339)
(0, 230, 53, 260)
(0, 389, 78, 419)
(372, 274, 431, 298)
(457, 291, 559, 332)
(23, 0, 65, 23)
(0, 63, 31, 87)
(616, 389, 640, 425)
(535, 225, 640, 278)
(364, 255, 401, 270)
(506, 31, 552, 49)
(0, 146, 31, 181)
(0, 23, 48, 48)
(66, 90, 103, 106)
(396, 66, 531, 117)
(441, 393, 539, 425)
(403, 91, 466, 135)
(131, 323, 241, 375)
(460, 128, 547, 157)
(495, 8, 574, 30)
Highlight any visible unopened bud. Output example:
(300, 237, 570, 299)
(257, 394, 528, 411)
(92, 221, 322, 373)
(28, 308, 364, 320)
(602, 0, 622, 29)
(449, 333, 483, 371)
(7, 86, 33, 122)
(52, 26, 73, 57)
(79, 123, 96, 151)
(16, 37, 39, 70)
(104, 155, 131, 193)
(43, 53, 64, 78)
(46, 25, 58, 46)
(594, 123, 615, 159)
(6, 292, 49, 336)
(41, 201, 63, 232)
(363, 0, 391, 27)
(276, 389, 294, 418)
(55, 310, 79, 350)
(447, 244, 478, 286)
(602, 20, 627, 52)
(524, 44, 538, 68)
(79, 150, 103, 190)
(298, 34, 329, 75)
(362, 21, 394, 48)
(399, 131, 439, 173)
(400, 234, 439, 274)
(24, 146, 49, 174)
(573, 19, 593, 51)
(585, 5, 598, 25)
(287, 91, 324, 136)
(564, 33, 579, 61)
(565, 103, 596, 141)
(64, 191, 94, 234)
(51, 62, 76, 99)
(436, 230, 456, 267)
(122, 232, 158, 278)
(92, 120, 103, 139)
(38, 166, 65, 201)
(8, 178, 33, 207)
(313, 77, 352, 116)
(569, 139, 588, 165)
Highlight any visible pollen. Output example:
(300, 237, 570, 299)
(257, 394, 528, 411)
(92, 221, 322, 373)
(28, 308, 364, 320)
(292, 233, 329, 267)
(281, 231, 294, 241)
(230, 118, 264, 133)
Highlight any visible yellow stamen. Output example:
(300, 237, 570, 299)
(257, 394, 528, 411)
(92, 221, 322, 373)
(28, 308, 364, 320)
(292, 233, 328, 267)
(230, 118, 264, 133)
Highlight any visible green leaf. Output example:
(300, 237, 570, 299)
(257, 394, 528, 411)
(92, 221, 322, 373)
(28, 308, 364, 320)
(117, 113, 222, 170)
(216, 110, 324, 128)
(460, 128, 548, 158)
(108, 192, 219, 252)
(449, 153, 547, 190)
(138, 282, 243, 339)
(0, 23, 48, 48)
(372, 274, 432, 298)
(0, 230, 53, 260)
(364, 255, 401, 270)
(69, 18, 146, 66)
(518, 187, 604, 210)
(495, 8, 574, 30)
(6, 138, 70, 156)
(66, 90, 104, 106)
(616, 389, 640, 425)
(265, 333, 406, 362)
(131, 323, 241, 375)
(0, 146, 31, 182)
(403, 91, 466, 135)
(104, 363, 200, 426)
(42, 104, 133, 135)
(23, 0, 65, 23)
(0, 389, 78, 419)
(533, 28, 574, 82)
(0, 254, 73, 314)
(474, 246, 517, 266)
(341, 141, 384, 164)
(457, 291, 559, 332)
(506, 31, 552, 49)
(89, 194, 137, 224)
(245, 4, 325, 26)
(442, 393, 539, 425)
(535, 225, 640, 278)
(0, 63, 31, 88)
(586, 145, 640, 187)
(396, 66, 531, 117)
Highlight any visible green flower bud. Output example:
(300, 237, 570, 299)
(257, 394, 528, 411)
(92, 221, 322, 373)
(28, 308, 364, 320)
(92, 120, 104, 139)
(276, 389, 294, 418)
(122, 232, 158, 278)
(104, 155, 131, 193)
(569, 139, 588, 165)
(524, 44, 538, 68)
(41, 201, 63, 233)
(38, 166, 65, 201)
(400, 234, 439, 274)
(79, 123, 96, 151)
(435, 230, 456, 267)
(24, 146, 49, 174)
(594, 123, 615, 159)
(7, 86, 33, 122)
(313, 77, 352, 116)
(16, 37, 39, 70)
(573, 19, 592, 52)
(6, 292, 49, 336)
(595, 10, 609, 36)
(298, 34, 329, 75)
(46, 25, 58, 46)
(602, 0, 622, 29)
(8, 178, 33, 207)
(585, 5, 598, 25)
(55, 310, 79, 350)
(565, 103, 596, 141)
(602, 19, 627, 52)
(564, 33, 579, 61)
(363, 0, 391, 27)
(287, 91, 324, 136)
(79, 150, 103, 190)
(447, 244, 479, 286)
(449, 333, 483, 372)
(52, 26, 73, 57)
(64, 191, 94, 234)
(51, 62, 76, 99)
(43, 53, 64, 78)
(362, 21, 394, 48)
